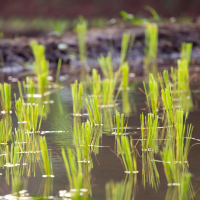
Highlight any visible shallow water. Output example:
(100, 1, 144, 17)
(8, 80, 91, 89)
(1, 81, 200, 199)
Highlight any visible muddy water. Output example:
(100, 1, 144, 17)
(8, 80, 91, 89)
(1, 81, 200, 199)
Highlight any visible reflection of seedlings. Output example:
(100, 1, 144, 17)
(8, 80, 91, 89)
(39, 137, 54, 178)
(121, 63, 129, 90)
(142, 151, 160, 191)
(0, 119, 12, 144)
(106, 174, 136, 200)
(117, 136, 138, 173)
(62, 148, 83, 198)
(0, 83, 11, 113)
(86, 96, 102, 125)
(71, 80, 83, 114)
(122, 90, 131, 114)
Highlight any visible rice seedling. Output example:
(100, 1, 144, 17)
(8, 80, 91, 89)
(91, 69, 101, 97)
(98, 53, 113, 79)
(140, 112, 159, 153)
(71, 80, 83, 114)
(144, 23, 158, 75)
(181, 42, 192, 67)
(101, 78, 116, 105)
(117, 136, 137, 173)
(74, 120, 93, 162)
(161, 85, 174, 126)
(121, 62, 129, 90)
(106, 174, 135, 200)
(177, 59, 190, 92)
(30, 41, 49, 96)
(39, 137, 53, 177)
(0, 118, 12, 144)
(15, 97, 44, 133)
(76, 17, 87, 64)
(0, 82, 11, 112)
(121, 33, 131, 64)
(56, 58, 62, 84)
(86, 96, 102, 125)
(143, 73, 158, 116)
(114, 111, 126, 135)
(30, 41, 48, 76)
(175, 109, 193, 162)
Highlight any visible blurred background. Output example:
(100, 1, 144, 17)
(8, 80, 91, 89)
(1, 0, 200, 38)
(1, 0, 200, 18)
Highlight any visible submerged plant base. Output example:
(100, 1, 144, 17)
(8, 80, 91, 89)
(124, 171, 139, 174)
(42, 175, 55, 178)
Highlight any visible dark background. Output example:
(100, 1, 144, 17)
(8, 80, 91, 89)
(0, 0, 200, 19)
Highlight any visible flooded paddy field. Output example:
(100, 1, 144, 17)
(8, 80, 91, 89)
(1, 18, 200, 200)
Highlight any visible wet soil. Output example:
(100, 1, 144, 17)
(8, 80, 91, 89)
(1, 23, 200, 82)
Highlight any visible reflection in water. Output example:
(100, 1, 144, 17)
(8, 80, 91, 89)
(142, 151, 160, 191)
(122, 90, 131, 114)
(106, 174, 137, 200)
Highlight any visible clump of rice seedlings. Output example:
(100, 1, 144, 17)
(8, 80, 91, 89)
(74, 120, 93, 162)
(161, 143, 193, 200)
(86, 96, 102, 125)
(143, 73, 158, 116)
(165, 172, 193, 200)
(76, 17, 87, 64)
(181, 42, 192, 67)
(18, 78, 35, 104)
(144, 23, 158, 74)
(15, 97, 44, 133)
(56, 58, 62, 84)
(62, 148, 84, 198)
(91, 69, 101, 97)
(117, 136, 137, 173)
(101, 78, 116, 105)
(121, 62, 129, 90)
(121, 33, 131, 64)
(0, 118, 12, 144)
(0, 82, 11, 113)
(39, 137, 53, 177)
(160, 110, 193, 190)
(140, 112, 159, 153)
(177, 59, 190, 92)
(161, 84, 174, 126)
(158, 70, 170, 91)
(71, 80, 83, 114)
(30, 41, 49, 96)
(175, 109, 193, 162)
(114, 111, 126, 135)
(106, 175, 135, 200)
(98, 53, 113, 79)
